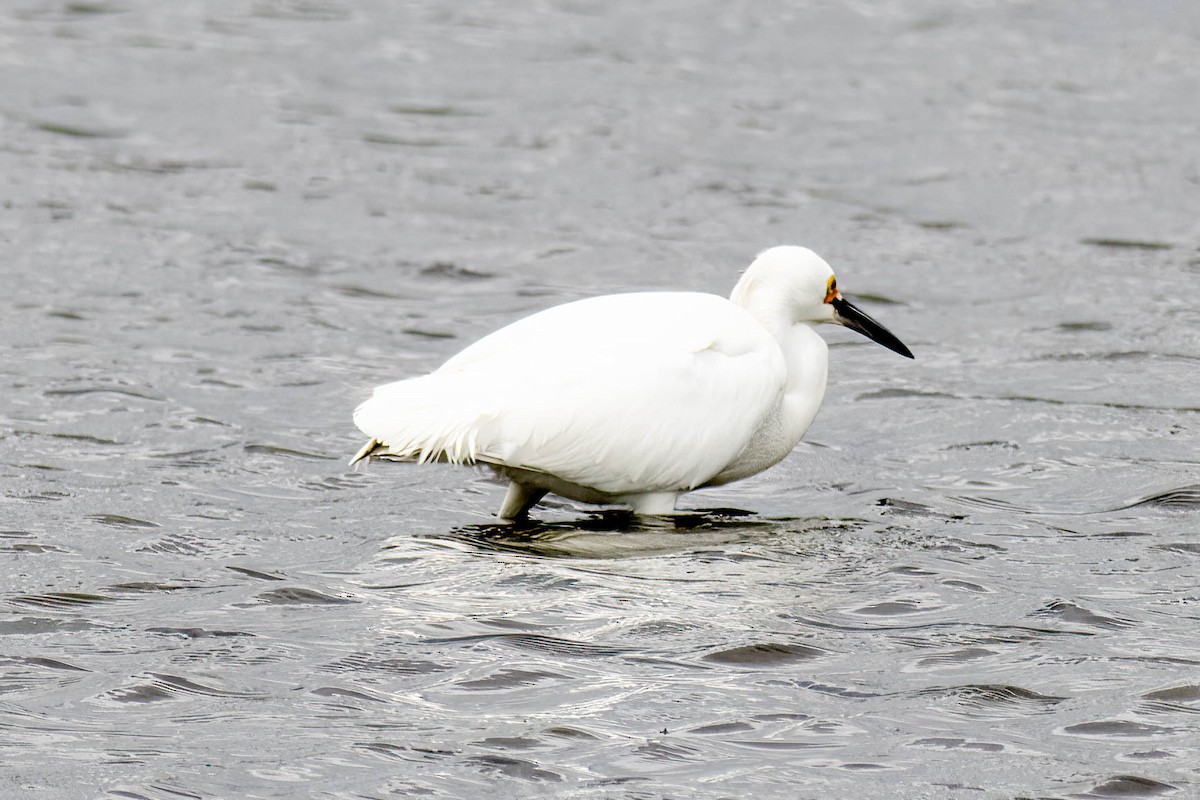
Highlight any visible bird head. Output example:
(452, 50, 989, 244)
(732, 245, 913, 359)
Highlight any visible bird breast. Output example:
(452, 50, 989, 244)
(703, 323, 829, 486)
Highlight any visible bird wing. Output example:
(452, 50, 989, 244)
(353, 292, 786, 494)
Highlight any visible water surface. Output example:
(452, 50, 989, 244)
(2, 2, 1199, 798)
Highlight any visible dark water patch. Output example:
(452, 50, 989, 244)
(108, 154, 239, 174)
(322, 654, 447, 675)
(90, 514, 160, 529)
(1139, 683, 1200, 716)
(1062, 720, 1178, 739)
(701, 642, 827, 666)
(726, 738, 831, 751)
(794, 681, 884, 700)
(949, 495, 1042, 515)
(243, 443, 335, 461)
(1142, 685, 1200, 704)
(388, 103, 476, 117)
(944, 440, 1020, 451)
(919, 684, 1067, 716)
(454, 668, 569, 691)
(331, 281, 410, 299)
(856, 387, 958, 401)
(136, 534, 206, 556)
(474, 736, 544, 751)
(403, 327, 457, 339)
(1112, 485, 1200, 512)
(891, 566, 936, 576)
(877, 497, 965, 520)
(464, 755, 563, 783)
(426, 513, 782, 559)
(256, 254, 317, 274)
(32, 111, 130, 139)
(250, 1, 351, 20)
(849, 291, 905, 306)
(914, 647, 997, 668)
(8, 592, 121, 609)
(1080, 238, 1173, 251)
(1122, 751, 1176, 761)
(941, 580, 989, 593)
(147, 627, 255, 640)
(64, 1, 126, 15)
(362, 132, 451, 147)
(189, 416, 231, 427)
(1034, 600, 1135, 630)
(1153, 542, 1200, 555)
(424, 632, 626, 658)
(787, 616, 1084, 646)
(355, 741, 413, 760)
(105, 673, 267, 704)
(10, 489, 72, 503)
(419, 261, 494, 281)
(301, 475, 373, 491)
(226, 566, 287, 581)
(43, 386, 164, 401)
(310, 686, 387, 704)
(9, 655, 90, 672)
(0, 617, 102, 635)
(47, 432, 124, 446)
(1072, 530, 1152, 540)
(107, 582, 203, 594)
(484, 633, 628, 658)
(689, 720, 756, 735)
(105, 683, 178, 704)
(852, 599, 939, 616)
(148, 673, 266, 699)
(632, 740, 703, 762)
(1058, 321, 1114, 332)
(149, 448, 222, 462)
(1082, 775, 1179, 798)
(104, 786, 204, 800)
(1, 542, 65, 554)
(837, 762, 894, 771)
(544, 725, 601, 741)
(909, 737, 1004, 752)
(255, 587, 358, 605)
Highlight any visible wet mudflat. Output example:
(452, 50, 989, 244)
(2, 2, 1199, 798)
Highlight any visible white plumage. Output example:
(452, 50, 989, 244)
(351, 246, 912, 519)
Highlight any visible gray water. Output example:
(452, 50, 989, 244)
(3, 2, 1200, 798)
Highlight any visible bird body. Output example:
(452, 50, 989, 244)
(352, 246, 912, 518)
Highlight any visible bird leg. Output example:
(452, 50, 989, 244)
(622, 491, 680, 516)
(499, 482, 548, 520)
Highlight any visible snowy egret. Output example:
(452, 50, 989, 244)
(351, 246, 913, 519)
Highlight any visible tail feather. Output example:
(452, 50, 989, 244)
(348, 438, 382, 466)
(352, 374, 492, 467)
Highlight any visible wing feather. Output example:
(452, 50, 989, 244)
(353, 292, 786, 494)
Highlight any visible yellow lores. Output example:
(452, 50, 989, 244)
(824, 275, 839, 305)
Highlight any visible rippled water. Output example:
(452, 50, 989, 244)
(3, 2, 1200, 798)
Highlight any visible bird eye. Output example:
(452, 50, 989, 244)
(824, 276, 838, 304)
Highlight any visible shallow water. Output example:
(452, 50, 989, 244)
(3, 2, 1200, 798)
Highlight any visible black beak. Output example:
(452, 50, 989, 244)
(831, 296, 914, 359)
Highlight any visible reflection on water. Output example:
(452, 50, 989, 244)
(424, 509, 804, 559)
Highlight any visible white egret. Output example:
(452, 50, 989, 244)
(351, 246, 913, 519)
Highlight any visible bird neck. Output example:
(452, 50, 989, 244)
(730, 275, 794, 342)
